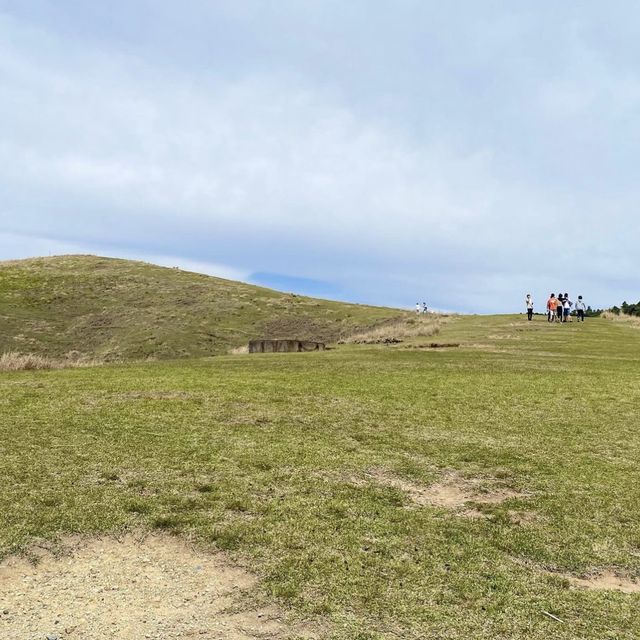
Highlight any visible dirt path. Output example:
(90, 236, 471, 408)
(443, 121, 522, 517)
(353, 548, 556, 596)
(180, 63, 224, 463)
(0, 534, 315, 639)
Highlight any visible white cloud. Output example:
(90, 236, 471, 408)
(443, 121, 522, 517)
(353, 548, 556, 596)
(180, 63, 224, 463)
(141, 254, 249, 282)
(0, 13, 509, 255)
(1, 5, 639, 312)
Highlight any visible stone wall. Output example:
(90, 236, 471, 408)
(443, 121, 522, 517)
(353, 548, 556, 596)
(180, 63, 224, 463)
(248, 340, 326, 353)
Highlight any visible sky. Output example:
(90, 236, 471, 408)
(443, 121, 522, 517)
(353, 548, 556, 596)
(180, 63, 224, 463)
(1, 1, 639, 313)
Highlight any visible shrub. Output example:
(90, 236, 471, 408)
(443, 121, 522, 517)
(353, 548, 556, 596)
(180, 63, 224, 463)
(0, 352, 60, 371)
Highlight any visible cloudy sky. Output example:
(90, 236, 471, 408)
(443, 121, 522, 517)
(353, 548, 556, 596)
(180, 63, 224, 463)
(1, 1, 639, 312)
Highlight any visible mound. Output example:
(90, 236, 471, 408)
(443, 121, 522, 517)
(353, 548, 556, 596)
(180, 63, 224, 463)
(0, 255, 403, 361)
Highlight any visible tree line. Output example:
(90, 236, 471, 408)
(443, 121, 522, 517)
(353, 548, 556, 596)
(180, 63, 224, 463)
(609, 300, 640, 317)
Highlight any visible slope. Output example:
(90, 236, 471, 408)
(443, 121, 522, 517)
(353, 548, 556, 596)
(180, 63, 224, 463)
(0, 255, 404, 361)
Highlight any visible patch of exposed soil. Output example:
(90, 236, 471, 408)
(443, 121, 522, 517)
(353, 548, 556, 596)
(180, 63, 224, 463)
(366, 470, 529, 513)
(0, 534, 318, 639)
(467, 343, 512, 353)
(564, 571, 640, 594)
(115, 391, 195, 401)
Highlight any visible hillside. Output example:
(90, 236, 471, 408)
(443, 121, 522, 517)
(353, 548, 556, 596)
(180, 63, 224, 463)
(0, 255, 405, 361)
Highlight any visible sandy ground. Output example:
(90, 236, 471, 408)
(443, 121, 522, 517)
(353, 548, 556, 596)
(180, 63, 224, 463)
(365, 469, 529, 510)
(565, 571, 640, 594)
(0, 534, 315, 639)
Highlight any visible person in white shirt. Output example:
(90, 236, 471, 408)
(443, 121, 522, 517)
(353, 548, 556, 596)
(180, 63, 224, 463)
(563, 293, 572, 322)
(525, 294, 533, 321)
(575, 295, 587, 322)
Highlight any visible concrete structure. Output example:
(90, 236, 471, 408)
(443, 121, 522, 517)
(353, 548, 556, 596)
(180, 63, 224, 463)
(248, 340, 325, 353)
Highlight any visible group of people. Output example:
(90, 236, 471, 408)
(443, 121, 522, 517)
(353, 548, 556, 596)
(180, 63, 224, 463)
(525, 293, 587, 322)
(415, 302, 428, 314)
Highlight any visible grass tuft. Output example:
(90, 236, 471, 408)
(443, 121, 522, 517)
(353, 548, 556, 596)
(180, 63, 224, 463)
(0, 351, 102, 371)
(151, 515, 183, 531)
(0, 352, 60, 371)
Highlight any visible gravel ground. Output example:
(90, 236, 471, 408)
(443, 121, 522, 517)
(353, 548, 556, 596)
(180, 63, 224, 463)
(0, 534, 314, 639)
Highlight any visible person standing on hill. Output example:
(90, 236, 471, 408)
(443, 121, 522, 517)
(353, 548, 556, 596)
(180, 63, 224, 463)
(547, 293, 557, 322)
(422, 302, 428, 314)
(525, 294, 534, 321)
(416, 302, 421, 314)
(575, 295, 586, 322)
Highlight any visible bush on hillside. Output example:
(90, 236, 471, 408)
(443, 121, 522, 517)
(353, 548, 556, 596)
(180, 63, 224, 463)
(0, 352, 61, 371)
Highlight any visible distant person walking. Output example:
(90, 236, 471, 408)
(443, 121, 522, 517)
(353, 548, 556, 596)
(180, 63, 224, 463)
(562, 293, 572, 322)
(556, 294, 564, 322)
(422, 302, 428, 314)
(416, 302, 421, 314)
(525, 294, 533, 321)
(546, 293, 557, 323)
(575, 295, 586, 322)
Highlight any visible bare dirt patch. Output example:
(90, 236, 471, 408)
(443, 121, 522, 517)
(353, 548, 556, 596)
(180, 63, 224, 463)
(115, 391, 195, 401)
(365, 470, 529, 514)
(0, 534, 318, 639)
(467, 343, 512, 353)
(564, 571, 640, 594)
(229, 345, 250, 355)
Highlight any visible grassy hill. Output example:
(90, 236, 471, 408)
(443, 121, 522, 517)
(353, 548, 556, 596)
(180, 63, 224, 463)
(1, 314, 639, 638)
(0, 255, 405, 361)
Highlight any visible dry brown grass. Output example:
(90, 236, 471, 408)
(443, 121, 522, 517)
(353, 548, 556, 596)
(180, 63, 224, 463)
(0, 352, 101, 371)
(0, 352, 60, 371)
(601, 311, 640, 328)
(341, 314, 445, 344)
(228, 345, 249, 355)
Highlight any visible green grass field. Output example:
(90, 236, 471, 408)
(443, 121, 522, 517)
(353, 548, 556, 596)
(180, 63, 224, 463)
(1, 313, 639, 638)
